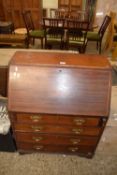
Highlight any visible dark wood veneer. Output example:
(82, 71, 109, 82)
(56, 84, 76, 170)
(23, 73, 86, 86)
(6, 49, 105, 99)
(8, 51, 112, 158)
(0, 66, 7, 96)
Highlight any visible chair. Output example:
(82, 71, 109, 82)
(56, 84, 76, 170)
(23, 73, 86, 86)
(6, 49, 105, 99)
(87, 15, 111, 54)
(69, 11, 80, 20)
(112, 25, 117, 61)
(43, 17, 65, 49)
(55, 9, 69, 19)
(22, 10, 44, 48)
(50, 8, 57, 18)
(69, 10, 86, 21)
(50, 8, 69, 19)
(104, 12, 116, 54)
(66, 20, 89, 53)
(104, 11, 117, 61)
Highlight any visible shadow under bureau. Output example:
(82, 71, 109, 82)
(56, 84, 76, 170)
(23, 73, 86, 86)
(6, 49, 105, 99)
(8, 51, 112, 158)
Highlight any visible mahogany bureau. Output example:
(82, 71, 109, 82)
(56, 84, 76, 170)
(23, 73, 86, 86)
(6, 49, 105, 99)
(8, 51, 112, 158)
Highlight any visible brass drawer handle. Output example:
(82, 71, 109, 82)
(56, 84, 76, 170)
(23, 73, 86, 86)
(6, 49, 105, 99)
(32, 137, 43, 142)
(34, 145, 43, 150)
(68, 147, 78, 152)
(74, 118, 85, 125)
(70, 139, 80, 144)
(31, 126, 43, 132)
(72, 128, 83, 134)
(30, 115, 42, 122)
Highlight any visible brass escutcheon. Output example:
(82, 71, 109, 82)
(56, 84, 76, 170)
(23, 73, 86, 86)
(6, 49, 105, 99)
(72, 128, 83, 134)
(70, 139, 81, 144)
(31, 126, 43, 132)
(68, 147, 78, 152)
(32, 137, 43, 142)
(30, 115, 42, 122)
(34, 145, 43, 150)
(74, 118, 85, 125)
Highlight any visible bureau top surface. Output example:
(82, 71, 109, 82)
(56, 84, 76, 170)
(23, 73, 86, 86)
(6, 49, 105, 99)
(8, 51, 112, 116)
(9, 51, 111, 69)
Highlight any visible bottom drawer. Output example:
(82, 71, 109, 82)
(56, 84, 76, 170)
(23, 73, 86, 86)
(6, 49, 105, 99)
(15, 132, 98, 146)
(17, 142, 94, 155)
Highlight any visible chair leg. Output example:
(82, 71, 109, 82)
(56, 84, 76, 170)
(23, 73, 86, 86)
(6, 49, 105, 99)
(45, 44, 47, 49)
(44, 38, 48, 49)
(32, 38, 35, 45)
(82, 44, 87, 53)
(25, 37, 29, 48)
(40, 38, 43, 49)
(79, 47, 84, 53)
(60, 41, 64, 50)
(25, 39, 29, 48)
(45, 42, 52, 49)
(63, 41, 67, 50)
(65, 42, 69, 50)
(99, 41, 101, 54)
(97, 41, 98, 50)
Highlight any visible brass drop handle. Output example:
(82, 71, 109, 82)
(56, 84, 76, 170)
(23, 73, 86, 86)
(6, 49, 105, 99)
(31, 126, 43, 132)
(32, 137, 43, 142)
(70, 139, 81, 144)
(30, 115, 42, 122)
(74, 118, 85, 125)
(72, 128, 82, 134)
(68, 147, 78, 152)
(34, 145, 43, 150)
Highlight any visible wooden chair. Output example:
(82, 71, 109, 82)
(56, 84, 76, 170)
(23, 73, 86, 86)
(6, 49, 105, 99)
(104, 12, 116, 54)
(43, 18, 65, 49)
(87, 15, 111, 54)
(22, 10, 44, 48)
(112, 14, 117, 61)
(103, 11, 117, 60)
(69, 10, 86, 21)
(69, 11, 80, 20)
(66, 20, 89, 53)
(55, 9, 69, 19)
(50, 8, 57, 18)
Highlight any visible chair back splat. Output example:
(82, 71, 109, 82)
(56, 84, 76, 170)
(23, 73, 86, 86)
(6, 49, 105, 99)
(22, 10, 44, 48)
(66, 20, 89, 53)
(43, 18, 65, 49)
(98, 15, 111, 40)
(87, 15, 111, 54)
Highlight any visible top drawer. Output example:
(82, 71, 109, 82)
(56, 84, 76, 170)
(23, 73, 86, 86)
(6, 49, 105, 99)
(14, 113, 100, 126)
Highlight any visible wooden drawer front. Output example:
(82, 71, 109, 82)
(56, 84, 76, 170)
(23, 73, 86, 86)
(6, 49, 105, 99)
(15, 114, 99, 126)
(14, 124, 101, 136)
(17, 142, 94, 154)
(15, 132, 98, 146)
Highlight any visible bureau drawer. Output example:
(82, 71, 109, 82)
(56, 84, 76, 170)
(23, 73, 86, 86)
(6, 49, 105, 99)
(13, 124, 101, 136)
(15, 113, 100, 126)
(15, 132, 98, 146)
(17, 142, 94, 154)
